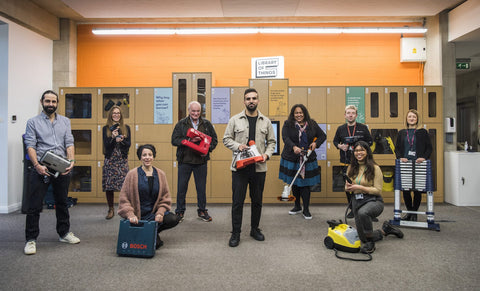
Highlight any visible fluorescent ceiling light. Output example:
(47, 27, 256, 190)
(92, 27, 426, 35)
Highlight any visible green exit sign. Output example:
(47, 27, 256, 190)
(456, 62, 470, 70)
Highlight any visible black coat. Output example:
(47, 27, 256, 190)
(281, 119, 326, 162)
(103, 125, 131, 159)
(395, 128, 432, 160)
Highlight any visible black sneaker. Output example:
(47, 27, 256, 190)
(176, 212, 184, 223)
(229, 232, 240, 247)
(250, 228, 265, 241)
(401, 213, 412, 221)
(360, 241, 375, 254)
(303, 209, 312, 220)
(198, 210, 212, 222)
(289, 206, 302, 215)
(155, 234, 164, 249)
(382, 221, 404, 238)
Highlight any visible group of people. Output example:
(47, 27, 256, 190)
(23, 88, 431, 255)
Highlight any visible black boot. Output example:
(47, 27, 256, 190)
(301, 188, 312, 220)
(382, 221, 404, 238)
(229, 232, 240, 247)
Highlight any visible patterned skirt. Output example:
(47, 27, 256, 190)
(279, 158, 320, 187)
(102, 148, 129, 191)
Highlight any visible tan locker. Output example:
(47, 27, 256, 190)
(97, 123, 136, 161)
(311, 160, 328, 201)
(422, 123, 444, 203)
(404, 87, 423, 123)
(71, 124, 97, 161)
(422, 86, 443, 123)
(365, 87, 385, 124)
(326, 87, 346, 124)
(384, 87, 404, 123)
(268, 79, 289, 116)
(68, 161, 98, 202)
(97, 88, 135, 124)
(135, 87, 154, 124)
(230, 87, 249, 115)
(173, 73, 212, 123)
(209, 161, 233, 202)
(59, 87, 98, 125)
(288, 87, 308, 112)
(308, 87, 327, 123)
(326, 161, 349, 200)
(325, 123, 344, 162)
(193, 73, 212, 121)
(249, 79, 269, 114)
(211, 124, 234, 161)
(131, 141, 173, 162)
(369, 123, 399, 161)
(263, 159, 284, 203)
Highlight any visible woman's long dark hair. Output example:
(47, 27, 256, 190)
(347, 141, 377, 182)
(287, 104, 313, 126)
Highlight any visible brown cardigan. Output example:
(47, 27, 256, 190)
(117, 166, 172, 220)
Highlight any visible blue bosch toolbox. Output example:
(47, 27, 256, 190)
(116, 219, 157, 258)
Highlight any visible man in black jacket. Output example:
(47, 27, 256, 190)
(171, 101, 218, 222)
(333, 105, 373, 218)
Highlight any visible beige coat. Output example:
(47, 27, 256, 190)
(117, 167, 171, 220)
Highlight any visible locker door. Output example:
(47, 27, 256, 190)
(308, 87, 327, 123)
(59, 87, 97, 125)
(326, 87, 346, 124)
(97, 88, 135, 125)
(365, 87, 385, 124)
(404, 87, 423, 123)
(422, 86, 443, 123)
(384, 87, 404, 123)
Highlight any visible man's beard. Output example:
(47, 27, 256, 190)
(43, 105, 57, 115)
(246, 103, 257, 113)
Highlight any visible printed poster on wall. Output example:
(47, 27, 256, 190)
(211, 87, 230, 124)
(154, 88, 173, 124)
(268, 79, 288, 116)
(346, 87, 365, 124)
(315, 124, 327, 160)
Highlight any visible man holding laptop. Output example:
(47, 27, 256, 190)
(23, 90, 80, 255)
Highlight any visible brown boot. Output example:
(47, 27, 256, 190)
(105, 207, 114, 220)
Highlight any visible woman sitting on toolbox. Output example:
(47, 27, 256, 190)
(118, 144, 179, 249)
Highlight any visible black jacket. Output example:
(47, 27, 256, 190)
(333, 122, 372, 164)
(395, 128, 432, 160)
(103, 125, 131, 159)
(171, 116, 218, 164)
(281, 119, 326, 162)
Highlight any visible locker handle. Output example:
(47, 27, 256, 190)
(461, 177, 465, 185)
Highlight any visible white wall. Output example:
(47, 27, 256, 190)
(0, 15, 53, 213)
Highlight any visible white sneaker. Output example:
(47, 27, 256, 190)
(24, 240, 36, 255)
(59, 232, 81, 244)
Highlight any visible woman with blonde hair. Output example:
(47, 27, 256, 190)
(102, 105, 131, 219)
(394, 109, 432, 221)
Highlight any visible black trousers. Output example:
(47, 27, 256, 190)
(231, 165, 266, 234)
(25, 169, 71, 241)
(403, 190, 423, 211)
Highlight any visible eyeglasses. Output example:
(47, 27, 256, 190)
(354, 149, 366, 152)
(112, 112, 121, 115)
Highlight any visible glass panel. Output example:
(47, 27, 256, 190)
(428, 129, 437, 191)
(428, 92, 437, 117)
(197, 78, 206, 118)
(65, 93, 92, 119)
(69, 166, 92, 192)
(178, 79, 187, 121)
(310, 164, 322, 192)
(380, 166, 395, 192)
(370, 92, 379, 118)
(408, 92, 417, 110)
(371, 129, 398, 154)
(389, 92, 398, 117)
(102, 93, 130, 119)
(332, 166, 347, 192)
(72, 130, 92, 155)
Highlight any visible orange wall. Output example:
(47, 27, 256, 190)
(77, 24, 424, 87)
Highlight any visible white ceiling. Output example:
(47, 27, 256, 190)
(31, 0, 479, 73)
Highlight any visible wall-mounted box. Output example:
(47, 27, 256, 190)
(400, 37, 426, 62)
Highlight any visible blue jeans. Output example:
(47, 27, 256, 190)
(25, 168, 71, 241)
(175, 163, 208, 213)
(231, 165, 266, 233)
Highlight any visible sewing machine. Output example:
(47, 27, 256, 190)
(181, 128, 212, 155)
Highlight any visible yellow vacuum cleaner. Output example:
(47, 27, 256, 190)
(324, 220, 372, 261)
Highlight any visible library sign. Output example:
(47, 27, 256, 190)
(251, 56, 285, 79)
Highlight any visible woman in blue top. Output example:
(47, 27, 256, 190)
(279, 104, 326, 219)
(395, 109, 433, 221)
